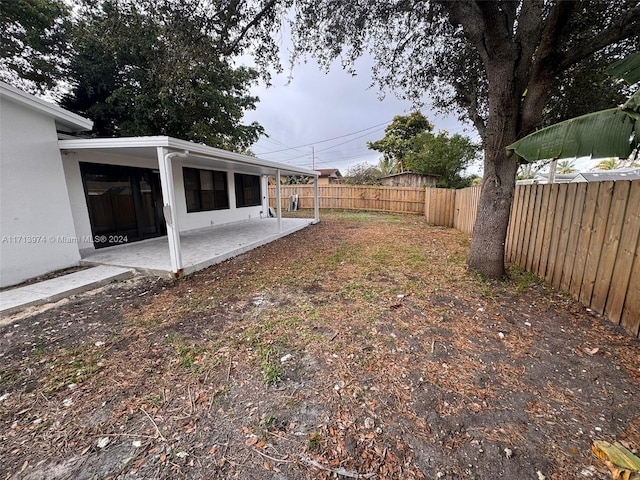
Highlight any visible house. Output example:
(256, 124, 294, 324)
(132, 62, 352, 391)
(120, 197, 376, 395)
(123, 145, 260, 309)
(380, 171, 438, 188)
(0, 81, 318, 288)
(516, 173, 579, 185)
(316, 168, 342, 186)
(571, 169, 640, 183)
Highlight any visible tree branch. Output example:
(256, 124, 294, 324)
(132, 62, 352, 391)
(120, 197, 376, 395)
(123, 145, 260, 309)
(518, 0, 576, 137)
(513, 0, 546, 88)
(534, 0, 576, 73)
(439, 1, 488, 62)
(222, 0, 280, 56)
(462, 91, 487, 140)
(558, 4, 640, 71)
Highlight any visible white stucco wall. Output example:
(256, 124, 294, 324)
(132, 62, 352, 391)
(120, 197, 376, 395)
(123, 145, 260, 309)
(63, 153, 266, 255)
(173, 161, 264, 232)
(0, 99, 82, 287)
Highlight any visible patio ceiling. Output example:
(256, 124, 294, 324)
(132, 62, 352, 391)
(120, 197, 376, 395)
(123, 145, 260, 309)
(58, 136, 317, 178)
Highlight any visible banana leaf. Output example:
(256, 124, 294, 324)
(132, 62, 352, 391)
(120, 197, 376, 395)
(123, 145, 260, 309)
(607, 52, 640, 85)
(507, 90, 640, 163)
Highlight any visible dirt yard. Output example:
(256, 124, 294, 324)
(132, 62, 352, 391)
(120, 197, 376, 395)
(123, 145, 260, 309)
(1, 210, 638, 479)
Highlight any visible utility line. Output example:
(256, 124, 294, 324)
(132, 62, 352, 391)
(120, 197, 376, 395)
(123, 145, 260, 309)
(258, 120, 390, 154)
(266, 126, 386, 163)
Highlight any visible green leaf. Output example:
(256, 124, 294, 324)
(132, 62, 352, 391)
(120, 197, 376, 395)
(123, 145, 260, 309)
(592, 440, 640, 480)
(623, 89, 640, 113)
(507, 106, 639, 163)
(607, 52, 640, 85)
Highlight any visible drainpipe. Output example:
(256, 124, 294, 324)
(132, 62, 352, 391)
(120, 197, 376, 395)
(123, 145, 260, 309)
(314, 175, 320, 224)
(157, 147, 189, 277)
(275, 169, 282, 233)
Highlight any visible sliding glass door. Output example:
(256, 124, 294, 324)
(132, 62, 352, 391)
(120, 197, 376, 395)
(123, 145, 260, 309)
(80, 163, 166, 248)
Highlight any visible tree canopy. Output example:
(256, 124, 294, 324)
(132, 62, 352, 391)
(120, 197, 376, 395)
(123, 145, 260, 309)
(58, 0, 264, 151)
(0, 0, 70, 92)
(367, 112, 434, 173)
(405, 132, 479, 188)
(343, 163, 383, 186)
(1, 0, 272, 151)
(367, 112, 478, 188)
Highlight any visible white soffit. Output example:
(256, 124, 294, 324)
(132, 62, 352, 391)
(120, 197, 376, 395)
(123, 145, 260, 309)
(58, 136, 318, 177)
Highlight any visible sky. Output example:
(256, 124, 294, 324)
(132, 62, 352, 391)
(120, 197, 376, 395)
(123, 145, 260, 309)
(242, 54, 480, 175)
(240, 45, 618, 177)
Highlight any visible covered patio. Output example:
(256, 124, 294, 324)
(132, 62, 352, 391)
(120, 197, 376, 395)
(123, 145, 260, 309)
(80, 217, 314, 277)
(59, 136, 319, 278)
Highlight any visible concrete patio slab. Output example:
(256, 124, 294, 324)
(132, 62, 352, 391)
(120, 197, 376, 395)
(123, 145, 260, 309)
(80, 217, 315, 277)
(0, 265, 134, 318)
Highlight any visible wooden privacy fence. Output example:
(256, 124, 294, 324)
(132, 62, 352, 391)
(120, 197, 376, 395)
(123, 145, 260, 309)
(424, 188, 456, 227)
(454, 185, 482, 234)
(423, 185, 483, 233)
(445, 181, 639, 338)
(268, 181, 639, 337)
(504, 180, 640, 338)
(267, 185, 426, 214)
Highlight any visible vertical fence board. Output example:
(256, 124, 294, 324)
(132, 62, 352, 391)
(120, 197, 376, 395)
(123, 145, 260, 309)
(505, 187, 515, 261)
(545, 184, 568, 284)
(569, 182, 600, 299)
(551, 183, 578, 289)
(621, 233, 640, 337)
(525, 185, 543, 272)
(509, 186, 526, 263)
(591, 181, 630, 314)
(604, 181, 640, 323)
(560, 182, 587, 292)
(471, 185, 480, 234)
(453, 188, 462, 230)
(424, 187, 432, 221)
(537, 185, 560, 279)
(531, 185, 551, 277)
(580, 181, 615, 307)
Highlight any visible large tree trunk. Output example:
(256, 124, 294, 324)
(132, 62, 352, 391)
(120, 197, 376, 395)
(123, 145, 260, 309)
(467, 63, 520, 278)
(467, 144, 519, 277)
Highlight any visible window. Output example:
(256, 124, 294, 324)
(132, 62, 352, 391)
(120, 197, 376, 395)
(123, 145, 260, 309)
(183, 168, 229, 212)
(234, 173, 261, 207)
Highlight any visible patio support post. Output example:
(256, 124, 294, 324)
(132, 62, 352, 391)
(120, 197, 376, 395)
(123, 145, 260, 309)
(156, 146, 184, 276)
(314, 175, 320, 223)
(275, 169, 282, 233)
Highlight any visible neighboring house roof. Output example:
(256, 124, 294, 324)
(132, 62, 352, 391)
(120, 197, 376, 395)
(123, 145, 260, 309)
(381, 171, 439, 179)
(517, 173, 578, 184)
(554, 173, 580, 182)
(59, 136, 318, 178)
(0, 81, 93, 133)
(572, 169, 640, 183)
(316, 168, 342, 178)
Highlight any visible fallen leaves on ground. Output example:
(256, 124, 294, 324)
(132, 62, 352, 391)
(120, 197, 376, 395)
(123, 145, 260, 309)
(0, 210, 638, 479)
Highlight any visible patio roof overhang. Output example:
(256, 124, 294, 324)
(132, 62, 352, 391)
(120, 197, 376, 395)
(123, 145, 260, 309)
(58, 136, 318, 177)
(58, 136, 320, 277)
